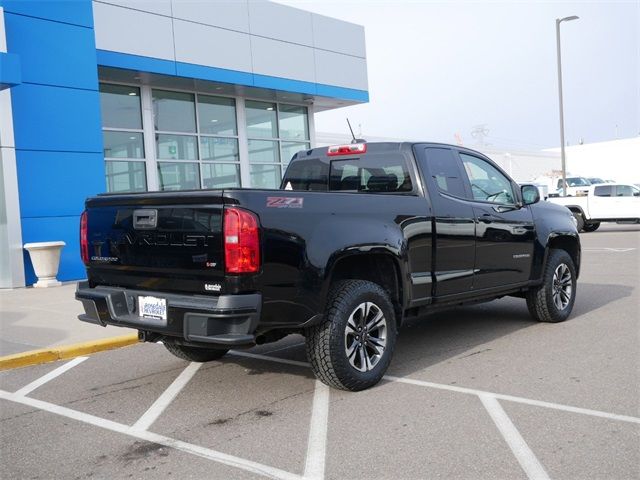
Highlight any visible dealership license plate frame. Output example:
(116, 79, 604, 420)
(138, 295, 168, 323)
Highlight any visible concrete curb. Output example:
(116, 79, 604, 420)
(0, 334, 139, 371)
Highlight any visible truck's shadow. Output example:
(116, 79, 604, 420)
(224, 282, 632, 381)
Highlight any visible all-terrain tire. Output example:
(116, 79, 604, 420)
(305, 280, 397, 391)
(582, 222, 600, 232)
(526, 249, 577, 323)
(164, 342, 229, 362)
(572, 211, 585, 232)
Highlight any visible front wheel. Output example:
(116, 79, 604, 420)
(582, 222, 600, 232)
(526, 249, 577, 323)
(164, 342, 229, 362)
(305, 280, 397, 391)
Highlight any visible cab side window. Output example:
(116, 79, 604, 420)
(594, 185, 612, 197)
(459, 153, 515, 204)
(615, 185, 634, 197)
(422, 147, 466, 197)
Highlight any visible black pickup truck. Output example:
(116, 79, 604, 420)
(76, 142, 580, 391)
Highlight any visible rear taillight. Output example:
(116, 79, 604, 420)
(224, 207, 260, 274)
(80, 210, 89, 264)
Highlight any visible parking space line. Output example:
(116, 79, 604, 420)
(386, 375, 640, 425)
(0, 389, 302, 480)
(133, 362, 202, 432)
(229, 352, 640, 425)
(14, 356, 88, 397)
(303, 380, 330, 480)
(480, 394, 550, 480)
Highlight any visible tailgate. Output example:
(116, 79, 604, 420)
(84, 196, 225, 295)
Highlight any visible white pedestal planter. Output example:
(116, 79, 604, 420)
(23, 241, 66, 288)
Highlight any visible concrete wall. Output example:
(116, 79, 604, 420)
(93, 0, 368, 97)
(546, 137, 640, 184)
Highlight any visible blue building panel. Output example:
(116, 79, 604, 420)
(252, 73, 317, 97)
(176, 62, 253, 88)
(21, 215, 86, 284)
(11, 83, 102, 153)
(96, 50, 177, 77)
(16, 151, 105, 218)
(0, 0, 94, 28)
(0, 52, 21, 89)
(4, 12, 99, 89)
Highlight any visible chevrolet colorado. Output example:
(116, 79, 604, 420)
(76, 142, 580, 391)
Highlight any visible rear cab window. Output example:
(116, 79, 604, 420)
(282, 146, 414, 194)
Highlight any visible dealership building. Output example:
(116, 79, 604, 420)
(0, 0, 368, 288)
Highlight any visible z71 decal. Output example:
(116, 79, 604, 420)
(266, 197, 304, 208)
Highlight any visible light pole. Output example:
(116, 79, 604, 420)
(556, 15, 579, 196)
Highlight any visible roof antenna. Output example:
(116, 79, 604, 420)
(346, 118, 366, 144)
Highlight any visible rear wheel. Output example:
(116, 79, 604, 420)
(305, 280, 397, 391)
(164, 342, 229, 362)
(582, 222, 600, 232)
(572, 211, 585, 232)
(526, 249, 577, 323)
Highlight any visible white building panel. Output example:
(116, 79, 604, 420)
(251, 36, 316, 83)
(171, 0, 250, 33)
(96, 0, 172, 16)
(248, 1, 313, 47)
(314, 50, 368, 91)
(312, 14, 366, 59)
(173, 19, 252, 72)
(94, 2, 175, 61)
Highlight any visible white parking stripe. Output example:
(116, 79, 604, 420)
(14, 357, 88, 397)
(0, 389, 302, 480)
(230, 351, 640, 425)
(480, 394, 550, 480)
(303, 380, 330, 480)
(386, 375, 640, 425)
(133, 362, 202, 431)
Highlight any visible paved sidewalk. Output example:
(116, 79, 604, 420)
(0, 283, 134, 356)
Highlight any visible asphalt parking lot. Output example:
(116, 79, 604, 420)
(1, 224, 639, 480)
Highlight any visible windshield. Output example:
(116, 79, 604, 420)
(566, 177, 590, 187)
(588, 178, 605, 184)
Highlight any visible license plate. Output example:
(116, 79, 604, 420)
(138, 296, 167, 321)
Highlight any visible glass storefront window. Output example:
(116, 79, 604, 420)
(202, 163, 241, 189)
(156, 134, 198, 160)
(248, 139, 280, 164)
(103, 131, 144, 159)
(153, 90, 196, 133)
(250, 164, 281, 189)
(281, 141, 310, 165)
(246, 101, 277, 138)
(105, 161, 146, 192)
(157, 162, 200, 191)
(100, 84, 142, 130)
(200, 137, 238, 162)
(198, 95, 237, 135)
(279, 105, 308, 140)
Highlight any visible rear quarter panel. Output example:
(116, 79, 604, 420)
(224, 189, 430, 327)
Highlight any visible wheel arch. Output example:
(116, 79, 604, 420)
(544, 233, 581, 278)
(325, 251, 405, 328)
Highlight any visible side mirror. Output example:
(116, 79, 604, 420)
(521, 184, 540, 205)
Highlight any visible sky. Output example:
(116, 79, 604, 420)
(278, 0, 639, 151)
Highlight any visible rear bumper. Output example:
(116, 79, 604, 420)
(75, 281, 261, 348)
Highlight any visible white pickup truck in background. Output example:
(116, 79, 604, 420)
(547, 183, 640, 232)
